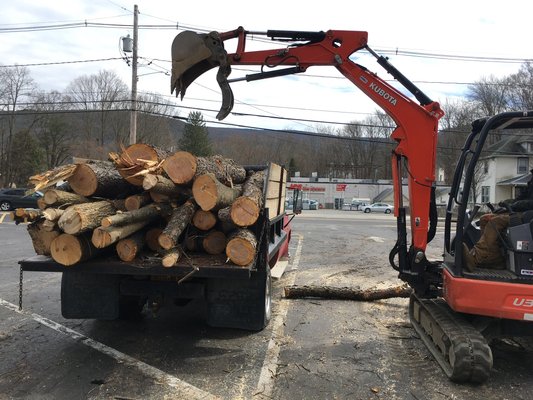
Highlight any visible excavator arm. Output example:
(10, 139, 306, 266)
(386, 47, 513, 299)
(171, 27, 444, 294)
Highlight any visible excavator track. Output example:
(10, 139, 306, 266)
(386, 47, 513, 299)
(409, 294, 493, 383)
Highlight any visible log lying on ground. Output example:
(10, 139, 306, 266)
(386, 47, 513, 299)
(109, 143, 169, 186)
(158, 200, 197, 250)
(231, 170, 265, 227)
(116, 231, 145, 262)
(58, 201, 117, 235)
(101, 203, 172, 228)
(27, 221, 60, 256)
(283, 285, 413, 301)
(163, 152, 247, 186)
(43, 189, 89, 207)
(225, 228, 257, 266)
(192, 173, 241, 211)
(192, 209, 217, 231)
(50, 233, 103, 266)
(68, 160, 136, 198)
(161, 246, 182, 267)
(92, 220, 150, 248)
(124, 192, 152, 211)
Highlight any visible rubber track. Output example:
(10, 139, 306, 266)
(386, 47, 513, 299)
(409, 295, 493, 383)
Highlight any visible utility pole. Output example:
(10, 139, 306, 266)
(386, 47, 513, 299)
(129, 4, 139, 145)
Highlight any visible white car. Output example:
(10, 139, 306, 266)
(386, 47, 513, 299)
(363, 203, 393, 214)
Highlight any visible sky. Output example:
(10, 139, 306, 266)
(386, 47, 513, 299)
(1, 0, 532, 133)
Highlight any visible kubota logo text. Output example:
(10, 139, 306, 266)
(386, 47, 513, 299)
(513, 298, 533, 307)
(369, 82, 397, 105)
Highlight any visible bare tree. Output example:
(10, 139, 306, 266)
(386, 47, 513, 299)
(64, 70, 128, 158)
(0, 65, 37, 186)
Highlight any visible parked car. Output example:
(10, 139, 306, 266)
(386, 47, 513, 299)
(362, 203, 393, 214)
(0, 188, 42, 211)
(302, 199, 319, 210)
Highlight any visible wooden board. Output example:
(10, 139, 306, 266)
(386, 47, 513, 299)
(264, 162, 288, 220)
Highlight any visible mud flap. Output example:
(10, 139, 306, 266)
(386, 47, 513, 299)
(61, 271, 121, 320)
(206, 266, 271, 331)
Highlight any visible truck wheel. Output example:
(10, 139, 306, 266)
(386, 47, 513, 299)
(206, 266, 272, 331)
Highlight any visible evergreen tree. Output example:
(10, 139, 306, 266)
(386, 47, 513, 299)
(178, 111, 213, 156)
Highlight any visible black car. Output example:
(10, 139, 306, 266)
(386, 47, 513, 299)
(0, 188, 42, 211)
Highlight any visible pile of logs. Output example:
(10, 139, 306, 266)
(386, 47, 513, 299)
(25, 144, 267, 268)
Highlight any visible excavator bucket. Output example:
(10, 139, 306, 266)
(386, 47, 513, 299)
(171, 30, 234, 120)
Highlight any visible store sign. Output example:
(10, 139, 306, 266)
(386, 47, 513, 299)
(336, 184, 347, 191)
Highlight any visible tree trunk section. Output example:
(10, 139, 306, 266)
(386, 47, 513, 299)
(217, 206, 238, 233)
(58, 201, 117, 235)
(101, 203, 172, 228)
(163, 152, 247, 186)
(143, 174, 192, 203)
(283, 285, 413, 301)
(145, 227, 164, 251)
(226, 228, 257, 266)
(158, 200, 196, 250)
(43, 189, 89, 207)
(192, 173, 241, 211)
(231, 170, 265, 227)
(68, 160, 135, 198)
(192, 209, 217, 231)
(162, 151, 197, 185)
(161, 247, 182, 267)
(42, 208, 65, 222)
(92, 220, 150, 249)
(116, 231, 145, 262)
(203, 230, 227, 255)
(111, 143, 170, 186)
(27, 221, 60, 256)
(29, 164, 77, 192)
(125, 192, 152, 211)
(50, 233, 103, 266)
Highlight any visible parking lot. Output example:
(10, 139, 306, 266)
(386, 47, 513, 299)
(1, 210, 532, 399)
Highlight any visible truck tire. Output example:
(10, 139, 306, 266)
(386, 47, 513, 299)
(206, 266, 272, 331)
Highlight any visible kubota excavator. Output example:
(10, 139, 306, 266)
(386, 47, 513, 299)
(170, 27, 533, 382)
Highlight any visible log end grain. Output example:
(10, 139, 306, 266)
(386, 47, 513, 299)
(203, 230, 226, 255)
(226, 237, 255, 266)
(51, 234, 86, 266)
(68, 164, 98, 197)
(162, 151, 197, 185)
(192, 210, 217, 231)
(230, 197, 260, 227)
(158, 233, 175, 251)
(192, 174, 218, 211)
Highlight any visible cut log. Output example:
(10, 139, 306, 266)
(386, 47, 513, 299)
(27, 221, 60, 256)
(161, 246, 182, 267)
(217, 206, 238, 233)
(192, 173, 241, 211)
(225, 228, 257, 266)
(43, 189, 89, 207)
(124, 192, 152, 211)
(158, 200, 197, 250)
(50, 233, 103, 266)
(163, 152, 247, 186)
(101, 203, 172, 228)
(41, 220, 58, 232)
(14, 208, 42, 223)
(283, 285, 413, 301)
(192, 209, 217, 231)
(58, 201, 117, 235)
(145, 227, 164, 251)
(109, 143, 170, 186)
(42, 208, 65, 222)
(185, 230, 226, 255)
(92, 220, 150, 248)
(231, 170, 265, 227)
(28, 164, 77, 192)
(116, 231, 145, 262)
(143, 173, 192, 200)
(67, 160, 136, 198)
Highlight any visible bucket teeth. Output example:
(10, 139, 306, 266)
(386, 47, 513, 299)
(171, 31, 234, 120)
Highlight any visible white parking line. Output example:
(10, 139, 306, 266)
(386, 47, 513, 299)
(255, 234, 303, 398)
(0, 298, 219, 400)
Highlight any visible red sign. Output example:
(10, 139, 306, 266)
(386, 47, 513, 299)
(336, 184, 347, 191)
(289, 184, 303, 190)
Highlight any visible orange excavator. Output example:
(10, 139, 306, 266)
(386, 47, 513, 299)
(170, 27, 533, 382)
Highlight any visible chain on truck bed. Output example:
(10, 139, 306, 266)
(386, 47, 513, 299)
(409, 294, 493, 383)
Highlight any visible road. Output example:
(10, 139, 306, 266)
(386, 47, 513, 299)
(0, 210, 532, 399)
